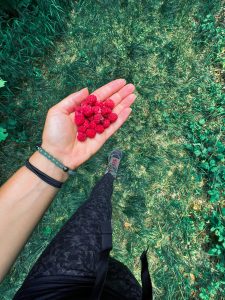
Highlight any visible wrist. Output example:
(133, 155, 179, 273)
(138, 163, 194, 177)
(40, 142, 79, 171)
(29, 151, 69, 183)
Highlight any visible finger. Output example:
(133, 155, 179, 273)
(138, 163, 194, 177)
(109, 83, 135, 106)
(104, 107, 132, 140)
(113, 94, 136, 115)
(91, 78, 126, 101)
(52, 87, 89, 114)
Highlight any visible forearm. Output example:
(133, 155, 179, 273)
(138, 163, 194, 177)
(0, 150, 69, 282)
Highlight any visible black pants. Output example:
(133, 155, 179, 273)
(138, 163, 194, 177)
(13, 173, 142, 300)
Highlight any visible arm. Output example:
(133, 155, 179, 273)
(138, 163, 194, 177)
(0, 78, 136, 282)
(0, 151, 69, 282)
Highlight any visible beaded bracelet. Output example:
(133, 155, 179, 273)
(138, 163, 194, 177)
(36, 143, 76, 176)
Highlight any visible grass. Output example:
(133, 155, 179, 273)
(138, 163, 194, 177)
(0, 0, 224, 299)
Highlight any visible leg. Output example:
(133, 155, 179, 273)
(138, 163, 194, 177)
(105, 257, 142, 300)
(13, 150, 122, 299)
(23, 172, 115, 281)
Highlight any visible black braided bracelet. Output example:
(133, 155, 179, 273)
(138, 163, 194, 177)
(25, 159, 63, 189)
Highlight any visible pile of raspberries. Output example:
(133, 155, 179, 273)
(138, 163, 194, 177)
(74, 94, 118, 142)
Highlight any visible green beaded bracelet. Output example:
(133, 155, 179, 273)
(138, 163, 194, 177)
(36, 144, 76, 176)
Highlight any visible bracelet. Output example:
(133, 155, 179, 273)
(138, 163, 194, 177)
(36, 143, 76, 176)
(25, 159, 63, 188)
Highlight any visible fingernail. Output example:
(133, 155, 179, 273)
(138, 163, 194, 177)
(118, 78, 126, 83)
(77, 87, 88, 95)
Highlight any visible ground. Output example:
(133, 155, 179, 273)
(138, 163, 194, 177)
(0, 0, 224, 299)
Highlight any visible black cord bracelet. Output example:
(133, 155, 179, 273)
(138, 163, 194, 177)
(25, 159, 63, 189)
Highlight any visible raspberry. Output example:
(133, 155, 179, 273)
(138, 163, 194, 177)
(77, 132, 86, 141)
(101, 107, 112, 116)
(75, 110, 82, 116)
(93, 113, 103, 124)
(86, 94, 97, 106)
(83, 119, 89, 129)
(95, 100, 100, 106)
(95, 101, 104, 108)
(75, 106, 82, 113)
(96, 124, 105, 134)
(81, 100, 88, 107)
(93, 106, 102, 114)
(89, 121, 97, 129)
(104, 99, 115, 109)
(103, 119, 110, 128)
(75, 114, 85, 126)
(108, 112, 118, 123)
(86, 129, 96, 138)
(83, 105, 93, 117)
(78, 125, 86, 133)
(75, 95, 119, 140)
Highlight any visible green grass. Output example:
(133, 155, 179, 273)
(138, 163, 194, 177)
(0, 0, 224, 299)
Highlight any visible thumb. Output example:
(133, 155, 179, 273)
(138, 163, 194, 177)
(53, 87, 89, 114)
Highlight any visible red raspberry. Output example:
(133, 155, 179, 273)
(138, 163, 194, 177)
(89, 115, 94, 121)
(95, 100, 100, 106)
(89, 121, 97, 129)
(101, 107, 112, 116)
(75, 110, 82, 116)
(78, 125, 86, 133)
(75, 106, 82, 113)
(75, 114, 85, 126)
(93, 113, 103, 124)
(103, 119, 110, 128)
(96, 125, 105, 134)
(104, 99, 115, 109)
(86, 94, 97, 106)
(83, 119, 89, 129)
(95, 100, 104, 108)
(83, 105, 93, 117)
(108, 112, 118, 123)
(93, 106, 102, 114)
(77, 132, 86, 141)
(81, 100, 88, 107)
(86, 129, 96, 138)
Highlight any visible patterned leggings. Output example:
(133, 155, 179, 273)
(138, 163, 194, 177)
(13, 173, 142, 300)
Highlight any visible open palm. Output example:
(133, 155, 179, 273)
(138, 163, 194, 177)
(41, 79, 136, 170)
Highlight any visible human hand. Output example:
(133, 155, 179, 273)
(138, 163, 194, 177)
(41, 79, 136, 170)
